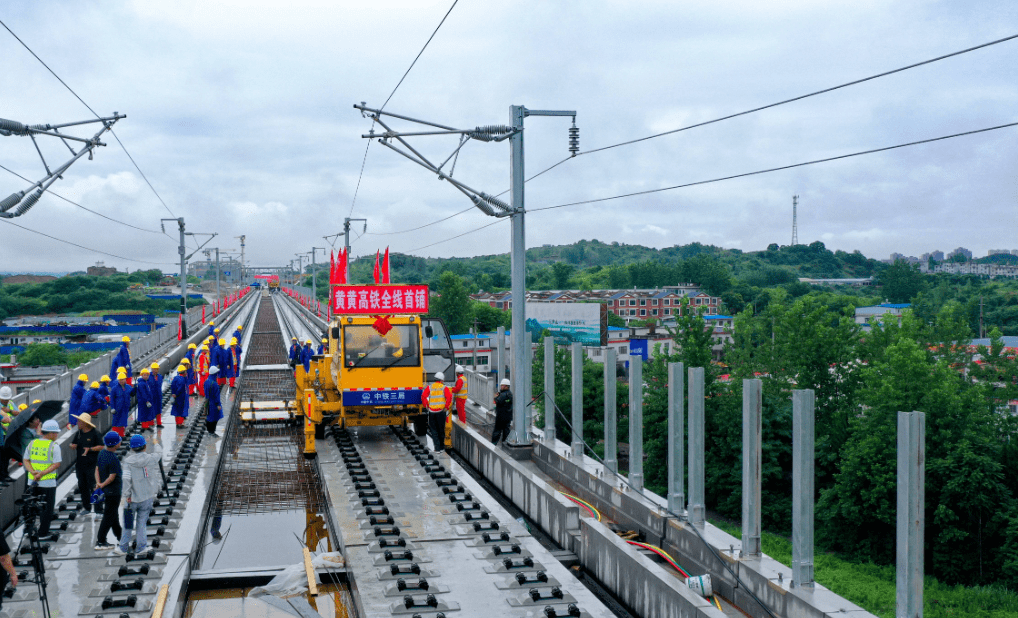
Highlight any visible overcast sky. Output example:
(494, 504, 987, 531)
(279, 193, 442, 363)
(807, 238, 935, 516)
(1, 0, 1016, 274)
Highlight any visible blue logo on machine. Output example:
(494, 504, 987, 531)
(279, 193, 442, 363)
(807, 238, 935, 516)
(342, 389, 423, 407)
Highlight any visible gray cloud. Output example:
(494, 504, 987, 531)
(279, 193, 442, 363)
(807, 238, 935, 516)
(1, 0, 1016, 274)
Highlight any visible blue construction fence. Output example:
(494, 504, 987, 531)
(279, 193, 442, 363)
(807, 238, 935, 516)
(145, 294, 205, 301)
(0, 324, 152, 336)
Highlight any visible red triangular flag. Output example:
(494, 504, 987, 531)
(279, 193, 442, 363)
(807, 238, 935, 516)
(177, 313, 183, 341)
(329, 250, 336, 286)
(382, 247, 390, 284)
(373, 250, 381, 284)
(341, 248, 349, 284)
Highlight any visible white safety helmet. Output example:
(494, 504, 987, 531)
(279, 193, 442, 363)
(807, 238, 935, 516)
(0, 386, 11, 400)
(500, 379, 510, 387)
(455, 365, 464, 374)
(434, 372, 445, 382)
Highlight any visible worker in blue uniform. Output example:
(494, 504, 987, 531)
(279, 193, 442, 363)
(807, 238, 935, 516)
(109, 369, 133, 437)
(207, 320, 215, 338)
(227, 338, 242, 388)
(300, 339, 314, 373)
(170, 365, 189, 427)
(219, 338, 233, 387)
(185, 343, 198, 394)
(98, 375, 111, 403)
(317, 338, 326, 355)
(208, 336, 222, 372)
(110, 336, 132, 384)
(288, 337, 300, 369)
(149, 363, 164, 428)
(81, 381, 108, 417)
(204, 367, 222, 437)
(232, 324, 243, 344)
(68, 374, 88, 430)
(136, 368, 157, 431)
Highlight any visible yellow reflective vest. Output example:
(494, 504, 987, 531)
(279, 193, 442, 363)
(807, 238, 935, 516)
(28, 438, 57, 482)
(427, 382, 448, 412)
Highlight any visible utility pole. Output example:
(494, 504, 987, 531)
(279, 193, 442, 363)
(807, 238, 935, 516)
(980, 296, 985, 339)
(353, 101, 578, 448)
(162, 218, 188, 337)
(311, 247, 326, 303)
(472, 318, 480, 370)
(235, 235, 246, 283)
(294, 254, 306, 287)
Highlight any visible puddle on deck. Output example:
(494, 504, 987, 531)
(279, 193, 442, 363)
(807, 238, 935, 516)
(201, 509, 332, 570)
(185, 584, 353, 618)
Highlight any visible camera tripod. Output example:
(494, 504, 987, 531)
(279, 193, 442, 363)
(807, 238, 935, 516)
(11, 494, 53, 618)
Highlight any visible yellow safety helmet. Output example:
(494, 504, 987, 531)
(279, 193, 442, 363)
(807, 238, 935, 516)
(90, 381, 100, 389)
(121, 336, 131, 343)
(176, 365, 187, 373)
(237, 325, 243, 330)
(218, 338, 225, 346)
(214, 328, 220, 334)
(181, 357, 191, 365)
(209, 320, 214, 326)
(151, 362, 160, 370)
(305, 339, 312, 345)
(140, 368, 150, 375)
(18, 404, 27, 412)
(78, 373, 88, 382)
(188, 343, 197, 350)
(31, 399, 40, 404)
(116, 367, 127, 375)
(321, 338, 327, 344)
(100, 375, 111, 383)
(200, 343, 208, 350)
(291, 336, 297, 341)
(230, 338, 237, 345)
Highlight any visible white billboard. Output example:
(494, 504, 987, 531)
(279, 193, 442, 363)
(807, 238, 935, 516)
(525, 302, 607, 346)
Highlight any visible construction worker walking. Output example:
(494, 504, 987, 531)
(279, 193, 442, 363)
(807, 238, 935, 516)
(196, 343, 210, 397)
(68, 374, 88, 430)
(452, 365, 468, 424)
(98, 375, 112, 403)
(170, 365, 190, 427)
(217, 338, 230, 386)
(82, 381, 108, 417)
(300, 339, 314, 374)
(136, 369, 157, 431)
(185, 343, 198, 394)
(288, 337, 300, 370)
(228, 338, 242, 388)
(204, 367, 223, 437)
(150, 363, 164, 428)
(110, 336, 132, 384)
(109, 370, 133, 437)
(421, 371, 452, 453)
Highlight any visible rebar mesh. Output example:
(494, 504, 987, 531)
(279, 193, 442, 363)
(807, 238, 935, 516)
(240, 369, 295, 401)
(214, 420, 326, 515)
(248, 333, 288, 365)
(254, 301, 282, 333)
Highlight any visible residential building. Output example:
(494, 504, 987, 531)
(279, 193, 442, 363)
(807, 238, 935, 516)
(947, 247, 973, 261)
(855, 303, 910, 327)
(931, 262, 1018, 278)
(471, 284, 722, 324)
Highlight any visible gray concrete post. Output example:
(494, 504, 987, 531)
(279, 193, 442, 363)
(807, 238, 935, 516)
(792, 389, 815, 589)
(571, 342, 583, 459)
(897, 411, 925, 618)
(524, 340, 534, 436)
(628, 355, 644, 492)
(688, 367, 705, 528)
(603, 348, 618, 474)
(667, 362, 685, 513)
(742, 379, 762, 557)
(496, 326, 506, 384)
(544, 336, 556, 443)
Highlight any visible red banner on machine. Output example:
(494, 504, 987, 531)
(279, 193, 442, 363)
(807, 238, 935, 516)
(331, 285, 429, 314)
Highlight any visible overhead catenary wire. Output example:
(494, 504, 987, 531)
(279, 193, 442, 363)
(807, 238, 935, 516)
(0, 17, 178, 219)
(347, 0, 461, 221)
(491, 32, 1018, 197)
(0, 218, 177, 266)
(404, 217, 506, 253)
(530, 120, 1018, 213)
(0, 162, 168, 235)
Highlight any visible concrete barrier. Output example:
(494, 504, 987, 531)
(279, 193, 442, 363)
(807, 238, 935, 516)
(452, 420, 580, 551)
(579, 518, 725, 618)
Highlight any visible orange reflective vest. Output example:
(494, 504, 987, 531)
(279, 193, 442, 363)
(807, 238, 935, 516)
(427, 382, 448, 412)
(453, 376, 468, 400)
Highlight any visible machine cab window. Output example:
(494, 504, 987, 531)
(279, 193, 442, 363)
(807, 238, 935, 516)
(343, 324, 420, 368)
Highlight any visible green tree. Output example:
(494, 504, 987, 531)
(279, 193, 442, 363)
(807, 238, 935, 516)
(18, 343, 69, 366)
(878, 260, 924, 303)
(428, 271, 472, 335)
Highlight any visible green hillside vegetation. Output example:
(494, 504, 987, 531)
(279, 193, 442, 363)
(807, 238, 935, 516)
(0, 269, 205, 320)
